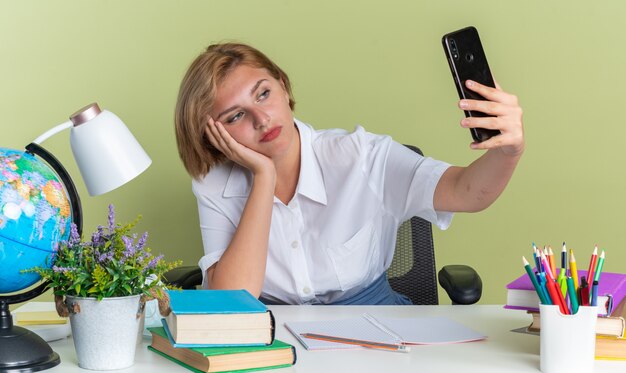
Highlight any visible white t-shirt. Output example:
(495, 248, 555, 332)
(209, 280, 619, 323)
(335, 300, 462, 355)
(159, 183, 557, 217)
(193, 119, 453, 304)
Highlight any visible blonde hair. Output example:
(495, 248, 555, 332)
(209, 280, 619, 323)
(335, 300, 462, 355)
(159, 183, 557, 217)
(174, 43, 295, 179)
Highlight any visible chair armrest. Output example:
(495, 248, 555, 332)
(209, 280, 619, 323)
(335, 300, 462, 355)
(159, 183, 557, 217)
(163, 266, 203, 289)
(438, 264, 482, 305)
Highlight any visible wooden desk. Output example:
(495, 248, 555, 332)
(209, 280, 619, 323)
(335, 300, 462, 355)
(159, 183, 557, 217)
(47, 305, 624, 372)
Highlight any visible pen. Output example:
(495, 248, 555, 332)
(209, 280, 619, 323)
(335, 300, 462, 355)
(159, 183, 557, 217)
(523, 256, 549, 305)
(586, 245, 598, 289)
(300, 333, 410, 353)
(593, 250, 605, 283)
(569, 249, 579, 291)
(537, 272, 552, 305)
(591, 280, 599, 307)
(561, 242, 567, 270)
(579, 276, 590, 307)
(539, 245, 553, 277)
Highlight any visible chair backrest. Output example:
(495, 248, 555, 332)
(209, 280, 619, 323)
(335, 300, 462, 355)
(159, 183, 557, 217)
(387, 145, 439, 305)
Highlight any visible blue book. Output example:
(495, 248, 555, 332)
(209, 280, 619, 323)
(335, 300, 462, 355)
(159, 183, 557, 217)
(168, 289, 268, 314)
(164, 289, 275, 347)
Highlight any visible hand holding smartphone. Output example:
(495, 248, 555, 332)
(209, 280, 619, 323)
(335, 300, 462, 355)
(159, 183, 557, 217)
(442, 26, 500, 143)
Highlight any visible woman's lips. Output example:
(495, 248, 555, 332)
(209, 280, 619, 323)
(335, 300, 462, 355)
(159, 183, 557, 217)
(260, 126, 282, 142)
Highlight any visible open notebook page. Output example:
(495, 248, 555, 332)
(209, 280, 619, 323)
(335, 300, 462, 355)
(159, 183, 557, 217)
(375, 316, 486, 344)
(285, 314, 486, 350)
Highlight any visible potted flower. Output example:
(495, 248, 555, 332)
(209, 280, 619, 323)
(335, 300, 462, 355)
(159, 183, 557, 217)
(26, 204, 180, 370)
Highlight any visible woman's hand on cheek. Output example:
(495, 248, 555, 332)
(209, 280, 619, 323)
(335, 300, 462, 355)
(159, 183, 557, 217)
(459, 80, 524, 157)
(205, 116, 275, 176)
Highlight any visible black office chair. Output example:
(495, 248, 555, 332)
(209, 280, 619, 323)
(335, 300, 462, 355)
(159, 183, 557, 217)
(164, 145, 482, 305)
(387, 145, 482, 305)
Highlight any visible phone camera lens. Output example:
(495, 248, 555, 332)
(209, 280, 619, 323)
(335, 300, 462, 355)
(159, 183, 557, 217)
(465, 53, 474, 62)
(449, 39, 459, 60)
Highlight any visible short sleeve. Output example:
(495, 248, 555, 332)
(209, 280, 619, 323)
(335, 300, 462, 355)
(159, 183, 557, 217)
(370, 136, 453, 229)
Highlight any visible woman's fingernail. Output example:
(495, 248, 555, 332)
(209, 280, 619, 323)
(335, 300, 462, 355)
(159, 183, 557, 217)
(466, 80, 475, 87)
(459, 101, 469, 109)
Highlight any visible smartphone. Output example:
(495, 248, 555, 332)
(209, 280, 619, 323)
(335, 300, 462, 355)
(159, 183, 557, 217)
(442, 26, 500, 143)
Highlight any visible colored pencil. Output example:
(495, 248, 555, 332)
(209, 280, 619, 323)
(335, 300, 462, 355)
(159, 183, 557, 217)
(586, 245, 598, 289)
(548, 246, 557, 279)
(569, 249, 579, 291)
(300, 333, 410, 352)
(532, 243, 542, 272)
(523, 256, 549, 305)
(540, 251, 555, 281)
(566, 276, 579, 314)
(545, 276, 569, 314)
(593, 250, 605, 283)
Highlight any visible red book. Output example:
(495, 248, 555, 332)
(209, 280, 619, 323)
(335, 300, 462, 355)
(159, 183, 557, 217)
(505, 270, 626, 315)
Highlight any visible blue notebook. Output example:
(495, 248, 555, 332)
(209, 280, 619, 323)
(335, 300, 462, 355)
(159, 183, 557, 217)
(168, 289, 268, 314)
(164, 289, 275, 347)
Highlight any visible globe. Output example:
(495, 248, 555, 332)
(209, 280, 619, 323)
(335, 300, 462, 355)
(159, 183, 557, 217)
(0, 147, 72, 294)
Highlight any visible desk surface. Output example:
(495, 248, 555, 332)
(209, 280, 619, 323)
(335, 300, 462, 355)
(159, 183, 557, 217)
(47, 305, 624, 373)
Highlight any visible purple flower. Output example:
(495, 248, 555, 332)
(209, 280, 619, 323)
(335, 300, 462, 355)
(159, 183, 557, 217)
(136, 251, 149, 264)
(122, 236, 136, 258)
(52, 265, 73, 274)
(68, 223, 81, 246)
(136, 232, 148, 250)
(108, 204, 115, 232)
(147, 255, 163, 269)
(98, 251, 114, 263)
(91, 225, 105, 246)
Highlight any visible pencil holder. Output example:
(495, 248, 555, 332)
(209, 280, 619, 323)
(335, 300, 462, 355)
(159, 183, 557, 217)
(539, 304, 597, 373)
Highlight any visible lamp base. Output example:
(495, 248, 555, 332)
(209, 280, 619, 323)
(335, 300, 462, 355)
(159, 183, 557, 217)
(0, 324, 60, 372)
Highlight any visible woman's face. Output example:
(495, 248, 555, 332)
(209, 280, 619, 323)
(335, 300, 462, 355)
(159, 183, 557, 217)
(209, 64, 296, 159)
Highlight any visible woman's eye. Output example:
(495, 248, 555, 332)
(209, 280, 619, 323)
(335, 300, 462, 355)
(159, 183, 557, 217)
(227, 112, 244, 123)
(257, 89, 270, 102)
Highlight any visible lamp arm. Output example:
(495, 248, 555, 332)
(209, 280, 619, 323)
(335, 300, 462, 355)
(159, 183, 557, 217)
(24, 143, 83, 236)
(31, 120, 73, 144)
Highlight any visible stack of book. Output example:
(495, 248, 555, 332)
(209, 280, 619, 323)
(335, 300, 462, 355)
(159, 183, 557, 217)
(597, 297, 626, 360)
(148, 289, 296, 372)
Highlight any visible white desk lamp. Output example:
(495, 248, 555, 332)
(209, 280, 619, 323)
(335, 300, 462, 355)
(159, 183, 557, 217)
(32, 102, 151, 196)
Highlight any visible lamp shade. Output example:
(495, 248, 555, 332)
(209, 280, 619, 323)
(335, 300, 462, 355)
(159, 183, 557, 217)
(69, 103, 151, 196)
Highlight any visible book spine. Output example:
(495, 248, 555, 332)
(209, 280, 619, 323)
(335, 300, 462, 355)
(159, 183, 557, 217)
(269, 310, 276, 345)
(290, 345, 297, 365)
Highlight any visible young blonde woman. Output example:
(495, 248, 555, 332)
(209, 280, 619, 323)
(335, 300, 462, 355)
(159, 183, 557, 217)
(175, 42, 524, 305)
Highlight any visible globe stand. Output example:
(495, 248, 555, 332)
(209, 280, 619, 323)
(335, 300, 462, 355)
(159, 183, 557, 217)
(0, 282, 60, 372)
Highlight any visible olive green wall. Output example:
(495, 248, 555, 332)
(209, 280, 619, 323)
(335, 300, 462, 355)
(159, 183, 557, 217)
(2, 0, 625, 304)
